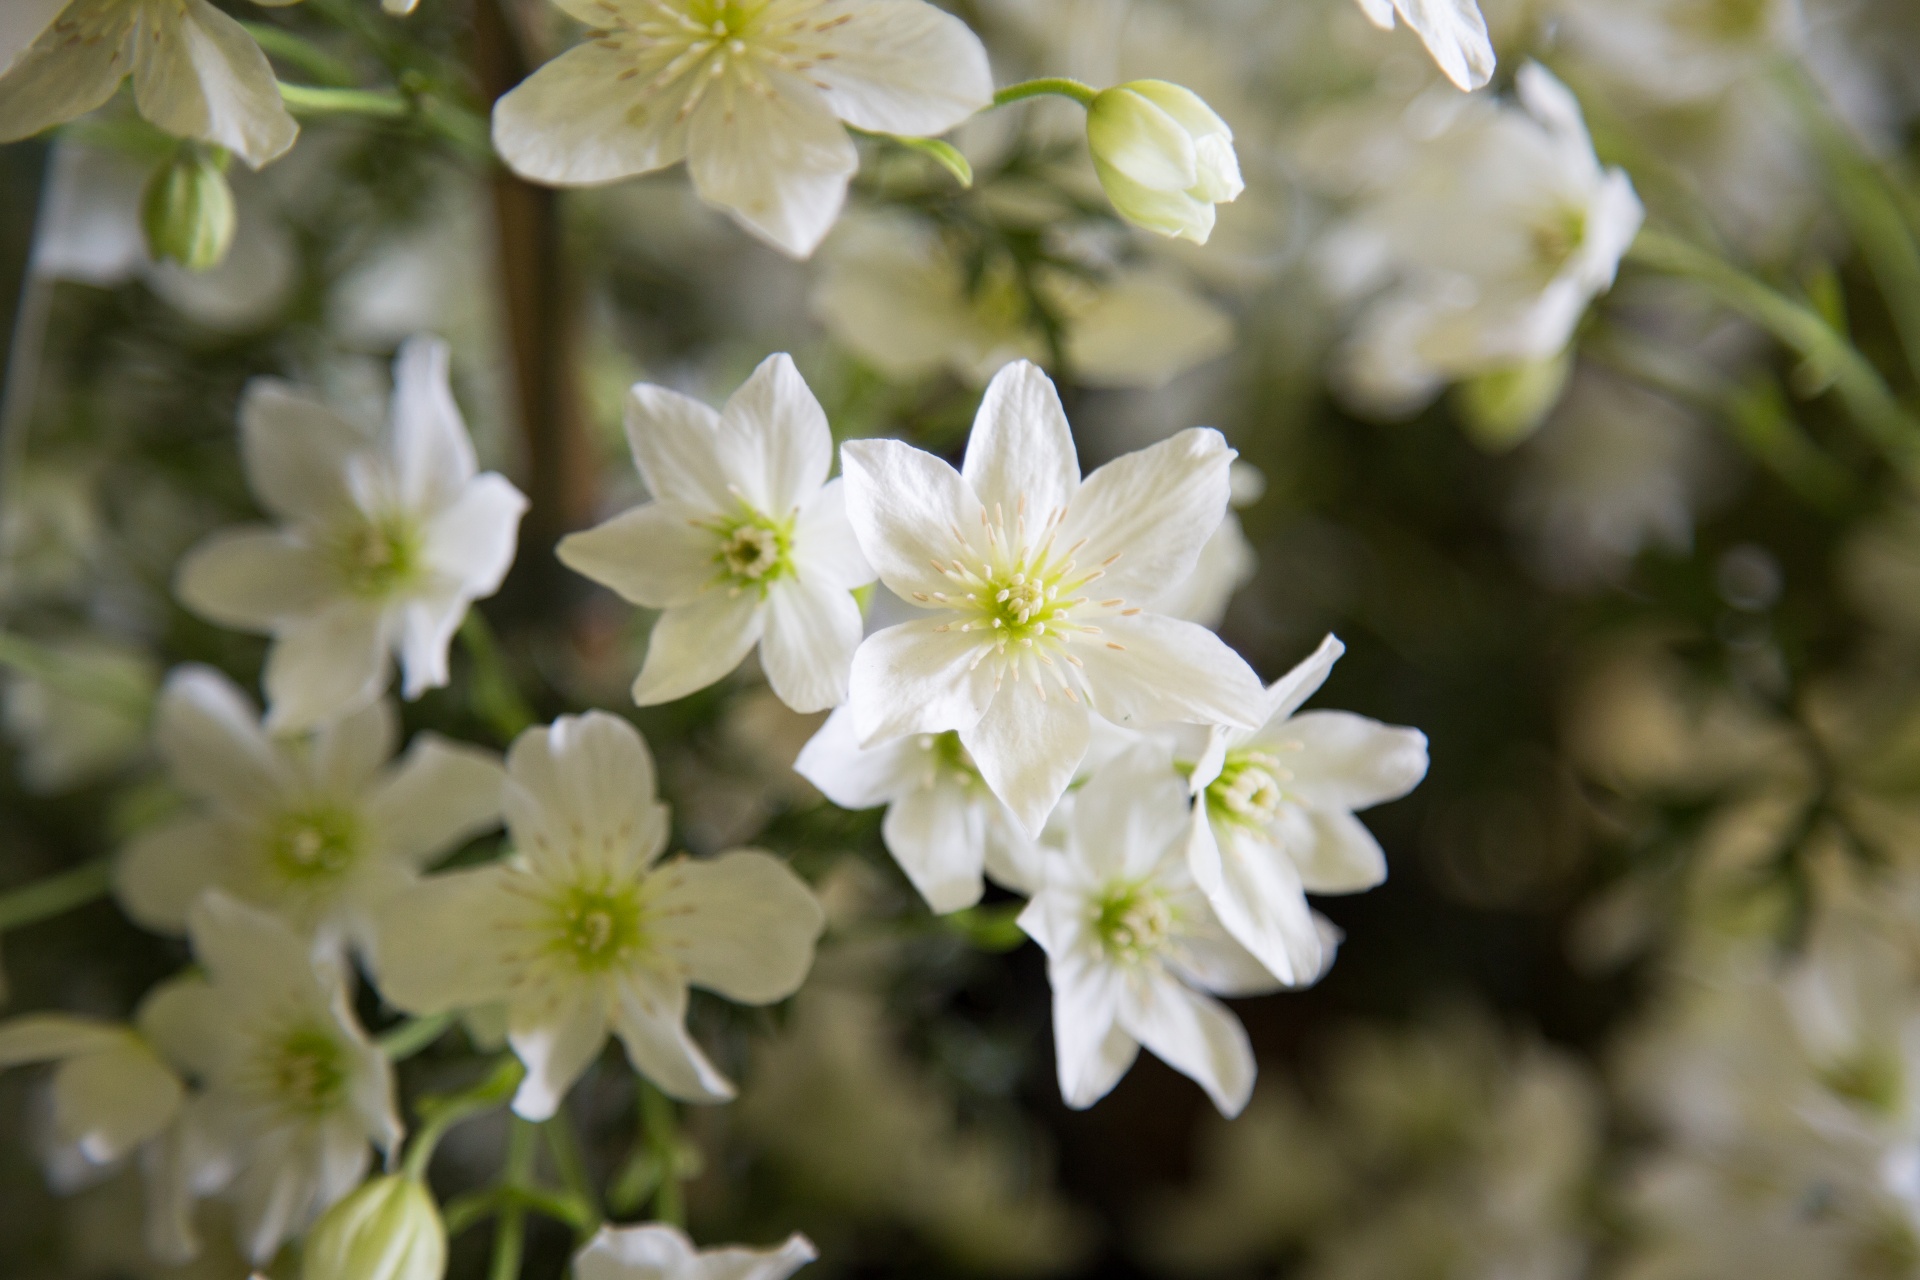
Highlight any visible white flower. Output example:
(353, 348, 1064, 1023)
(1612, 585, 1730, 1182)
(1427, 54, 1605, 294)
(490, 0, 994, 258)
(558, 354, 875, 713)
(1018, 745, 1303, 1117)
(1085, 80, 1244, 245)
(175, 335, 528, 733)
(0, 0, 298, 167)
(794, 706, 1041, 912)
(1154, 464, 1261, 629)
(1351, 0, 1495, 92)
(1186, 635, 1427, 987)
(0, 1013, 184, 1170)
(840, 359, 1267, 835)
(114, 664, 506, 957)
(372, 711, 825, 1119)
(140, 891, 402, 1263)
(575, 1223, 816, 1280)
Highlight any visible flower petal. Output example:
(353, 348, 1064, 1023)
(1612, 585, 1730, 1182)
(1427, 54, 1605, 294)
(630, 590, 765, 707)
(1165, 911, 1287, 998)
(1275, 712, 1429, 812)
(792, 705, 922, 808)
(0, 2, 132, 147)
(131, 0, 298, 168)
(840, 436, 983, 602)
(386, 335, 476, 512)
(492, 41, 692, 186)
(174, 527, 335, 632)
(155, 664, 292, 809)
(1059, 427, 1233, 603)
(185, 891, 324, 1000)
(1076, 612, 1265, 731)
(262, 601, 393, 734)
(420, 471, 527, 598)
(504, 712, 668, 878)
(238, 379, 371, 525)
(651, 850, 824, 1003)
(1261, 633, 1345, 725)
(718, 352, 831, 516)
(53, 1038, 182, 1164)
(1186, 815, 1322, 987)
(609, 973, 736, 1103)
(557, 499, 719, 610)
(960, 690, 1089, 837)
(0, 1014, 126, 1066)
(760, 578, 861, 713)
(803, 0, 992, 135)
(1296, 807, 1391, 894)
(880, 779, 988, 913)
(0, 0, 70, 73)
(961, 360, 1080, 522)
(685, 65, 857, 259)
(395, 590, 466, 700)
(1021, 894, 1138, 1109)
(1069, 743, 1189, 882)
(1118, 969, 1256, 1117)
(792, 478, 875, 591)
(115, 816, 227, 934)
(508, 983, 610, 1121)
(1378, 0, 1495, 92)
(364, 734, 505, 870)
(848, 617, 999, 744)
(308, 697, 397, 796)
(623, 383, 730, 510)
(577, 1224, 816, 1280)
(370, 868, 523, 1013)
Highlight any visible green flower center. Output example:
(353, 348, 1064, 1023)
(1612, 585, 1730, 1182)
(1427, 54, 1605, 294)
(551, 884, 648, 972)
(706, 504, 794, 594)
(1206, 749, 1290, 828)
(1093, 882, 1174, 961)
(336, 517, 423, 599)
(268, 1026, 349, 1116)
(266, 806, 362, 884)
(1531, 204, 1589, 275)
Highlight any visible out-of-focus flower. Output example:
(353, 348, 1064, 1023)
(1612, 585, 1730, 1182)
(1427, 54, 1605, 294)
(0, 0, 298, 167)
(114, 665, 505, 956)
(575, 1223, 815, 1280)
(841, 360, 1265, 835)
(0, 1015, 184, 1171)
(1087, 81, 1244, 245)
(373, 712, 824, 1119)
(559, 354, 874, 713)
(175, 336, 527, 733)
(1, 637, 157, 793)
(301, 1175, 446, 1280)
(1351, 0, 1494, 91)
(1020, 745, 1297, 1116)
(1185, 635, 1428, 986)
(491, 0, 993, 258)
(140, 146, 236, 272)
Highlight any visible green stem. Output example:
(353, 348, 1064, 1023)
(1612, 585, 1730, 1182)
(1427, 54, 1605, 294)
(489, 1119, 537, 1280)
(640, 1081, 686, 1228)
(401, 1055, 524, 1182)
(277, 81, 410, 119)
(460, 613, 535, 744)
(378, 1011, 455, 1062)
(992, 77, 1098, 108)
(543, 1112, 603, 1233)
(0, 858, 113, 933)
(243, 24, 357, 87)
(0, 632, 151, 718)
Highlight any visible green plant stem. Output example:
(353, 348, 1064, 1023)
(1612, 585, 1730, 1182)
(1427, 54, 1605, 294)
(460, 613, 536, 744)
(992, 77, 1098, 108)
(640, 1081, 686, 1227)
(278, 81, 410, 119)
(378, 1011, 455, 1062)
(0, 631, 151, 718)
(401, 1056, 525, 1181)
(445, 1183, 596, 1237)
(489, 1119, 538, 1280)
(543, 1112, 603, 1233)
(0, 858, 113, 933)
(243, 24, 357, 86)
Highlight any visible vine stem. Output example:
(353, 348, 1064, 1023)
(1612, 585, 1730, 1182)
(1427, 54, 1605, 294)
(0, 858, 113, 934)
(400, 1056, 525, 1181)
(277, 82, 409, 119)
(992, 77, 1098, 108)
(489, 1118, 538, 1280)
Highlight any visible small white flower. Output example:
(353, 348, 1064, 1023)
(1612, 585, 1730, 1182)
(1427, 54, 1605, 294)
(491, 0, 994, 258)
(140, 891, 403, 1263)
(114, 664, 506, 957)
(175, 335, 528, 733)
(1185, 635, 1427, 987)
(840, 359, 1267, 836)
(558, 353, 875, 713)
(575, 1223, 817, 1280)
(0, 1013, 184, 1170)
(1351, 0, 1495, 92)
(794, 706, 1041, 913)
(373, 711, 825, 1119)
(0, 0, 299, 167)
(1018, 745, 1306, 1117)
(1085, 80, 1244, 245)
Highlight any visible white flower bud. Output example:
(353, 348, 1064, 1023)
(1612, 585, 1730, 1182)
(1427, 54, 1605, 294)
(1085, 81, 1244, 245)
(141, 146, 237, 272)
(302, 1176, 447, 1280)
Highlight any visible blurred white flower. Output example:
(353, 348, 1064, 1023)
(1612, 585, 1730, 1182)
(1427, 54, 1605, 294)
(841, 359, 1266, 835)
(0, 0, 297, 166)
(175, 336, 527, 733)
(114, 664, 505, 956)
(0, 1014, 184, 1172)
(373, 712, 824, 1119)
(1019, 745, 1300, 1116)
(302, 1175, 446, 1280)
(575, 1223, 816, 1280)
(559, 354, 874, 713)
(491, 0, 993, 258)
(1086, 80, 1244, 244)
(1351, 0, 1494, 91)
(1, 637, 156, 793)
(1187, 635, 1428, 986)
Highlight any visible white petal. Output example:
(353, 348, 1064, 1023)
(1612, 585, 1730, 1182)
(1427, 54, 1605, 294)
(1186, 815, 1322, 987)
(840, 436, 983, 601)
(557, 500, 719, 609)
(623, 383, 730, 509)
(420, 471, 527, 597)
(1069, 744, 1189, 882)
(508, 984, 611, 1121)
(880, 779, 988, 913)
(131, 0, 298, 167)
(364, 734, 505, 869)
(577, 1224, 816, 1280)
(1166, 913, 1287, 998)
(718, 352, 830, 516)
(173, 528, 334, 632)
(386, 335, 476, 512)
(792, 478, 875, 591)
(846, 616, 998, 744)
(1296, 807, 1391, 894)
(308, 697, 397, 795)
(609, 974, 736, 1103)
(186, 891, 323, 998)
(1059, 427, 1233, 603)
(760, 578, 861, 713)
(694, 1235, 819, 1280)
(155, 664, 291, 809)
(0, 2, 129, 145)
(370, 868, 523, 1013)
(395, 591, 466, 700)
(134, 976, 227, 1081)
(630, 591, 765, 707)
(231, 1136, 322, 1262)
(1076, 613, 1265, 731)
(1117, 970, 1256, 1117)
(1261, 634, 1345, 725)
(115, 816, 226, 934)
(961, 360, 1079, 521)
(791, 705, 922, 808)
(55, 1040, 183, 1164)
(0, 0, 69, 73)
(1066, 272, 1235, 393)
(1021, 896, 1138, 1109)
(238, 380, 370, 524)
(1386, 0, 1495, 92)
(492, 41, 691, 185)
(0, 1014, 126, 1066)
(505, 712, 668, 878)
(803, 0, 992, 135)
(262, 602, 394, 734)
(1277, 712, 1429, 812)
(651, 850, 824, 1003)
(959, 691, 1089, 838)
(685, 66, 858, 259)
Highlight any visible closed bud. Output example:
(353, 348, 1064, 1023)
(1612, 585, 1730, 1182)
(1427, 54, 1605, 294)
(1086, 81, 1243, 245)
(1452, 349, 1574, 452)
(141, 146, 236, 272)
(303, 1176, 447, 1280)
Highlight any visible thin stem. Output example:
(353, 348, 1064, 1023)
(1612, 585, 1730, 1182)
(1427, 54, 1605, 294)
(401, 1056, 525, 1182)
(0, 858, 113, 934)
(0, 631, 151, 718)
(542, 1111, 603, 1233)
(459, 612, 535, 744)
(378, 1012, 455, 1062)
(489, 1119, 537, 1280)
(243, 24, 358, 86)
(992, 77, 1098, 108)
(277, 81, 410, 119)
(640, 1081, 686, 1228)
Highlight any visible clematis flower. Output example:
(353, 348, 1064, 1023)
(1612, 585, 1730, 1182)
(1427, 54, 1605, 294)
(0, 0, 298, 167)
(1085, 80, 1244, 245)
(1185, 635, 1429, 987)
(1018, 745, 1317, 1117)
(140, 891, 403, 1263)
(558, 353, 874, 713)
(794, 706, 1040, 913)
(175, 335, 527, 733)
(490, 0, 994, 259)
(840, 359, 1267, 836)
(1351, 0, 1495, 91)
(576, 1223, 817, 1280)
(114, 665, 506, 958)
(372, 711, 825, 1120)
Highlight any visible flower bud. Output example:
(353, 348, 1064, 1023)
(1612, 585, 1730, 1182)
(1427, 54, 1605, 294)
(302, 1176, 447, 1280)
(1086, 81, 1243, 245)
(141, 146, 236, 272)
(1453, 350, 1574, 451)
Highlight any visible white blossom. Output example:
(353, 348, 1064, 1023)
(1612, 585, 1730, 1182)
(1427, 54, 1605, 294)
(175, 335, 527, 733)
(840, 359, 1267, 836)
(114, 664, 506, 957)
(1351, 0, 1494, 92)
(575, 1223, 816, 1280)
(490, 0, 994, 258)
(373, 711, 825, 1119)
(558, 354, 874, 713)
(1086, 80, 1244, 245)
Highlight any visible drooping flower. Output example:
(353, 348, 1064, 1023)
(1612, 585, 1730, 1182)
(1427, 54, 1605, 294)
(490, 0, 994, 259)
(1018, 745, 1312, 1117)
(0, 0, 299, 167)
(1185, 635, 1428, 987)
(840, 359, 1267, 836)
(373, 711, 825, 1119)
(1351, 0, 1495, 92)
(114, 664, 506, 957)
(559, 354, 873, 713)
(575, 1223, 816, 1280)
(1085, 80, 1244, 245)
(175, 335, 528, 733)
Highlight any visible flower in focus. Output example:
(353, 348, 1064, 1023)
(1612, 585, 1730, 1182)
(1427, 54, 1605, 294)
(1154, 462, 1262, 629)
(559, 354, 874, 713)
(175, 335, 528, 733)
(1086, 80, 1244, 245)
(1351, 0, 1494, 91)
(575, 1223, 816, 1280)
(491, 0, 993, 258)
(114, 665, 506, 957)
(0, 0, 299, 166)
(373, 712, 824, 1119)
(841, 359, 1267, 835)
(302, 1175, 446, 1280)
(1019, 745, 1307, 1116)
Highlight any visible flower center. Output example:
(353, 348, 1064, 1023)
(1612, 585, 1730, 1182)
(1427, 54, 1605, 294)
(1206, 749, 1291, 827)
(720, 522, 784, 581)
(1093, 883, 1174, 961)
(266, 1026, 349, 1117)
(266, 806, 361, 884)
(335, 517, 422, 599)
(1531, 204, 1588, 275)
(551, 884, 648, 972)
